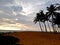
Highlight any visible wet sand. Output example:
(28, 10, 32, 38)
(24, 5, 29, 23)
(3, 32, 60, 45)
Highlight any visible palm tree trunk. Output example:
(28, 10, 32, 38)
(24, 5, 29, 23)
(47, 21, 51, 32)
(52, 21, 54, 32)
(39, 21, 43, 32)
(44, 22, 47, 32)
(52, 14, 55, 32)
(57, 25, 59, 32)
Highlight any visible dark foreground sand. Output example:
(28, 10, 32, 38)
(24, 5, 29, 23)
(3, 32, 60, 45)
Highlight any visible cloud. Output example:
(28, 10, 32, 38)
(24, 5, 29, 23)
(12, 6, 22, 12)
(0, 0, 60, 31)
(0, 0, 13, 6)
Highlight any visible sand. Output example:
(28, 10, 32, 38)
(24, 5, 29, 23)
(3, 32, 60, 45)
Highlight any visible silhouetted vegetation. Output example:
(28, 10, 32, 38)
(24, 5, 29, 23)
(34, 3, 60, 32)
(0, 34, 24, 45)
(34, 10, 47, 32)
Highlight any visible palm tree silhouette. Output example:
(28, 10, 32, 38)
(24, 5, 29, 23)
(39, 10, 47, 32)
(40, 10, 51, 32)
(45, 12, 51, 32)
(54, 3, 60, 10)
(34, 12, 43, 31)
(34, 4, 60, 32)
(46, 4, 57, 31)
(34, 10, 47, 32)
(53, 12, 60, 27)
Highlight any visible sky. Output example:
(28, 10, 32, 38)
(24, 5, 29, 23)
(0, 0, 60, 32)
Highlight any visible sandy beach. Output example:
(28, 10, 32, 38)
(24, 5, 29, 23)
(3, 32, 60, 45)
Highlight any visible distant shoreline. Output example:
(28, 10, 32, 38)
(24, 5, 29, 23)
(0, 30, 60, 34)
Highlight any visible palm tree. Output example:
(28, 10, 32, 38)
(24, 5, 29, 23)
(34, 4, 60, 32)
(54, 3, 60, 10)
(45, 13, 51, 32)
(39, 10, 47, 32)
(46, 4, 57, 32)
(53, 12, 60, 27)
(34, 10, 47, 32)
(34, 12, 43, 31)
(39, 11, 51, 32)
